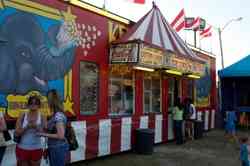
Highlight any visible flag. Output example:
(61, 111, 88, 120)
(125, 0, 145, 4)
(185, 17, 201, 30)
(170, 9, 185, 32)
(200, 25, 212, 38)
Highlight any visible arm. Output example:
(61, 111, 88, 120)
(41, 122, 65, 140)
(15, 113, 25, 136)
(0, 113, 7, 132)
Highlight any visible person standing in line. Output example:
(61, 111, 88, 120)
(15, 95, 47, 166)
(0, 111, 7, 164)
(172, 98, 184, 145)
(224, 107, 238, 143)
(187, 98, 196, 140)
(37, 89, 69, 166)
(240, 137, 249, 166)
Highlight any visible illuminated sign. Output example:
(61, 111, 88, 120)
(139, 44, 164, 67)
(110, 43, 138, 63)
(164, 53, 205, 75)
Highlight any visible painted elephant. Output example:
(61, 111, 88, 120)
(0, 12, 76, 94)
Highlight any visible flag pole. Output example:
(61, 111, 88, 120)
(102, 0, 106, 10)
(194, 30, 197, 48)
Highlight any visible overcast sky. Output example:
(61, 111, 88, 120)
(82, 0, 249, 71)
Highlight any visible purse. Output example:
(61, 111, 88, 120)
(3, 130, 11, 141)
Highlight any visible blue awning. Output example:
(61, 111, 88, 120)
(218, 55, 250, 78)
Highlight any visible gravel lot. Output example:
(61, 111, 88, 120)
(72, 130, 244, 166)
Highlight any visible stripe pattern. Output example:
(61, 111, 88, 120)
(2, 110, 216, 165)
(117, 5, 199, 59)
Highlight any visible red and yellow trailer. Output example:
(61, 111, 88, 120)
(0, 0, 216, 165)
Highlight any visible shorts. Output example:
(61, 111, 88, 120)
(16, 146, 43, 161)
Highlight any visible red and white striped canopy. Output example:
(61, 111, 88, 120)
(117, 4, 199, 60)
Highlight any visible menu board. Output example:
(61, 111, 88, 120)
(80, 61, 99, 115)
(110, 43, 139, 63)
(164, 53, 205, 75)
(139, 44, 164, 67)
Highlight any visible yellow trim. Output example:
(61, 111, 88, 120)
(187, 74, 200, 79)
(133, 66, 154, 72)
(0, 0, 4, 9)
(165, 70, 182, 76)
(69, 0, 130, 24)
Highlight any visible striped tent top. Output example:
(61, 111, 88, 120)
(116, 3, 202, 62)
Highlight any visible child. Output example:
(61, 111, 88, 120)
(225, 108, 237, 143)
(240, 137, 249, 166)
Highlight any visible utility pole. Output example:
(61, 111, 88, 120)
(218, 28, 224, 69)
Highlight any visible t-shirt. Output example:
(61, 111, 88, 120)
(0, 112, 6, 147)
(172, 106, 183, 121)
(47, 112, 67, 146)
(240, 144, 249, 162)
(189, 104, 197, 120)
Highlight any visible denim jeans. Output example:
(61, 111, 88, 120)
(242, 161, 250, 166)
(48, 142, 69, 166)
(174, 120, 183, 144)
(0, 146, 6, 165)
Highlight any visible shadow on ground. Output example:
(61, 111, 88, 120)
(72, 130, 243, 166)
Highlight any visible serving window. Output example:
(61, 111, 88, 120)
(143, 72, 161, 113)
(109, 65, 134, 116)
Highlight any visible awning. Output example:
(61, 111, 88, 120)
(219, 55, 250, 78)
(110, 3, 205, 75)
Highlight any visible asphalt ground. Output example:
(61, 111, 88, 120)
(72, 130, 245, 166)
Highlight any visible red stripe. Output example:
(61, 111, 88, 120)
(148, 114, 155, 130)
(200, 26, 212, 36)
(131, 117, 140, 148)
(85, 121, 99, 159)
(161, 15, 181, 55)
(155, 10, 165, 48)
(144, 10, 155, 45)
(175, 21, 185, 32)
(118, 8, 153, 42)
(170, 9, 185, 27)
(162, 79, 168, 142)
(111, 118, 122, 154)
(134, 0, 145, 4)
(185, 17, 200, 29)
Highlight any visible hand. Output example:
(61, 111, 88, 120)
(27, 122, 38, 129)
(37, 132, 47, 137)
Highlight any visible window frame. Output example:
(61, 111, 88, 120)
(79, 61, 100, 116)
(108, 69, 135, 117)
(143, 74, 162, 114)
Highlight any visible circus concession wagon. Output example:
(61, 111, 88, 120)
(0, 0, 216, 165)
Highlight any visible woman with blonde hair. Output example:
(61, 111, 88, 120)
(38, 89, 69, 166)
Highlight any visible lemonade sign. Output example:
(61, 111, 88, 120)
(6, 91, 51, 118)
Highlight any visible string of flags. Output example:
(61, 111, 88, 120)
(125, 0, 145, 4)
(171, 8, 213, 39)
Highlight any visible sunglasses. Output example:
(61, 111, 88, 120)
(28, 100, 40, 106)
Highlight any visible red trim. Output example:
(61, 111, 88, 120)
(85, 121, 99, 159)
(161, 79, 168, 142)
(131, 117, 140, 148)
(144, 10, 155, 45)
(135, 71, 143, 116)
(148, 114, 155, 130)
(111, 118, 122, 154)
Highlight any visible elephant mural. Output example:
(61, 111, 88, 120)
(0, 11, 76, 94)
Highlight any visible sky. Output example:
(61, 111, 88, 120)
(81, 0, 250, 71)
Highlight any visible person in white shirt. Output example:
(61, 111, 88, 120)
(0, 111, 7, 164)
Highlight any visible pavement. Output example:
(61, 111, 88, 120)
(72, 130, 243, 166)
